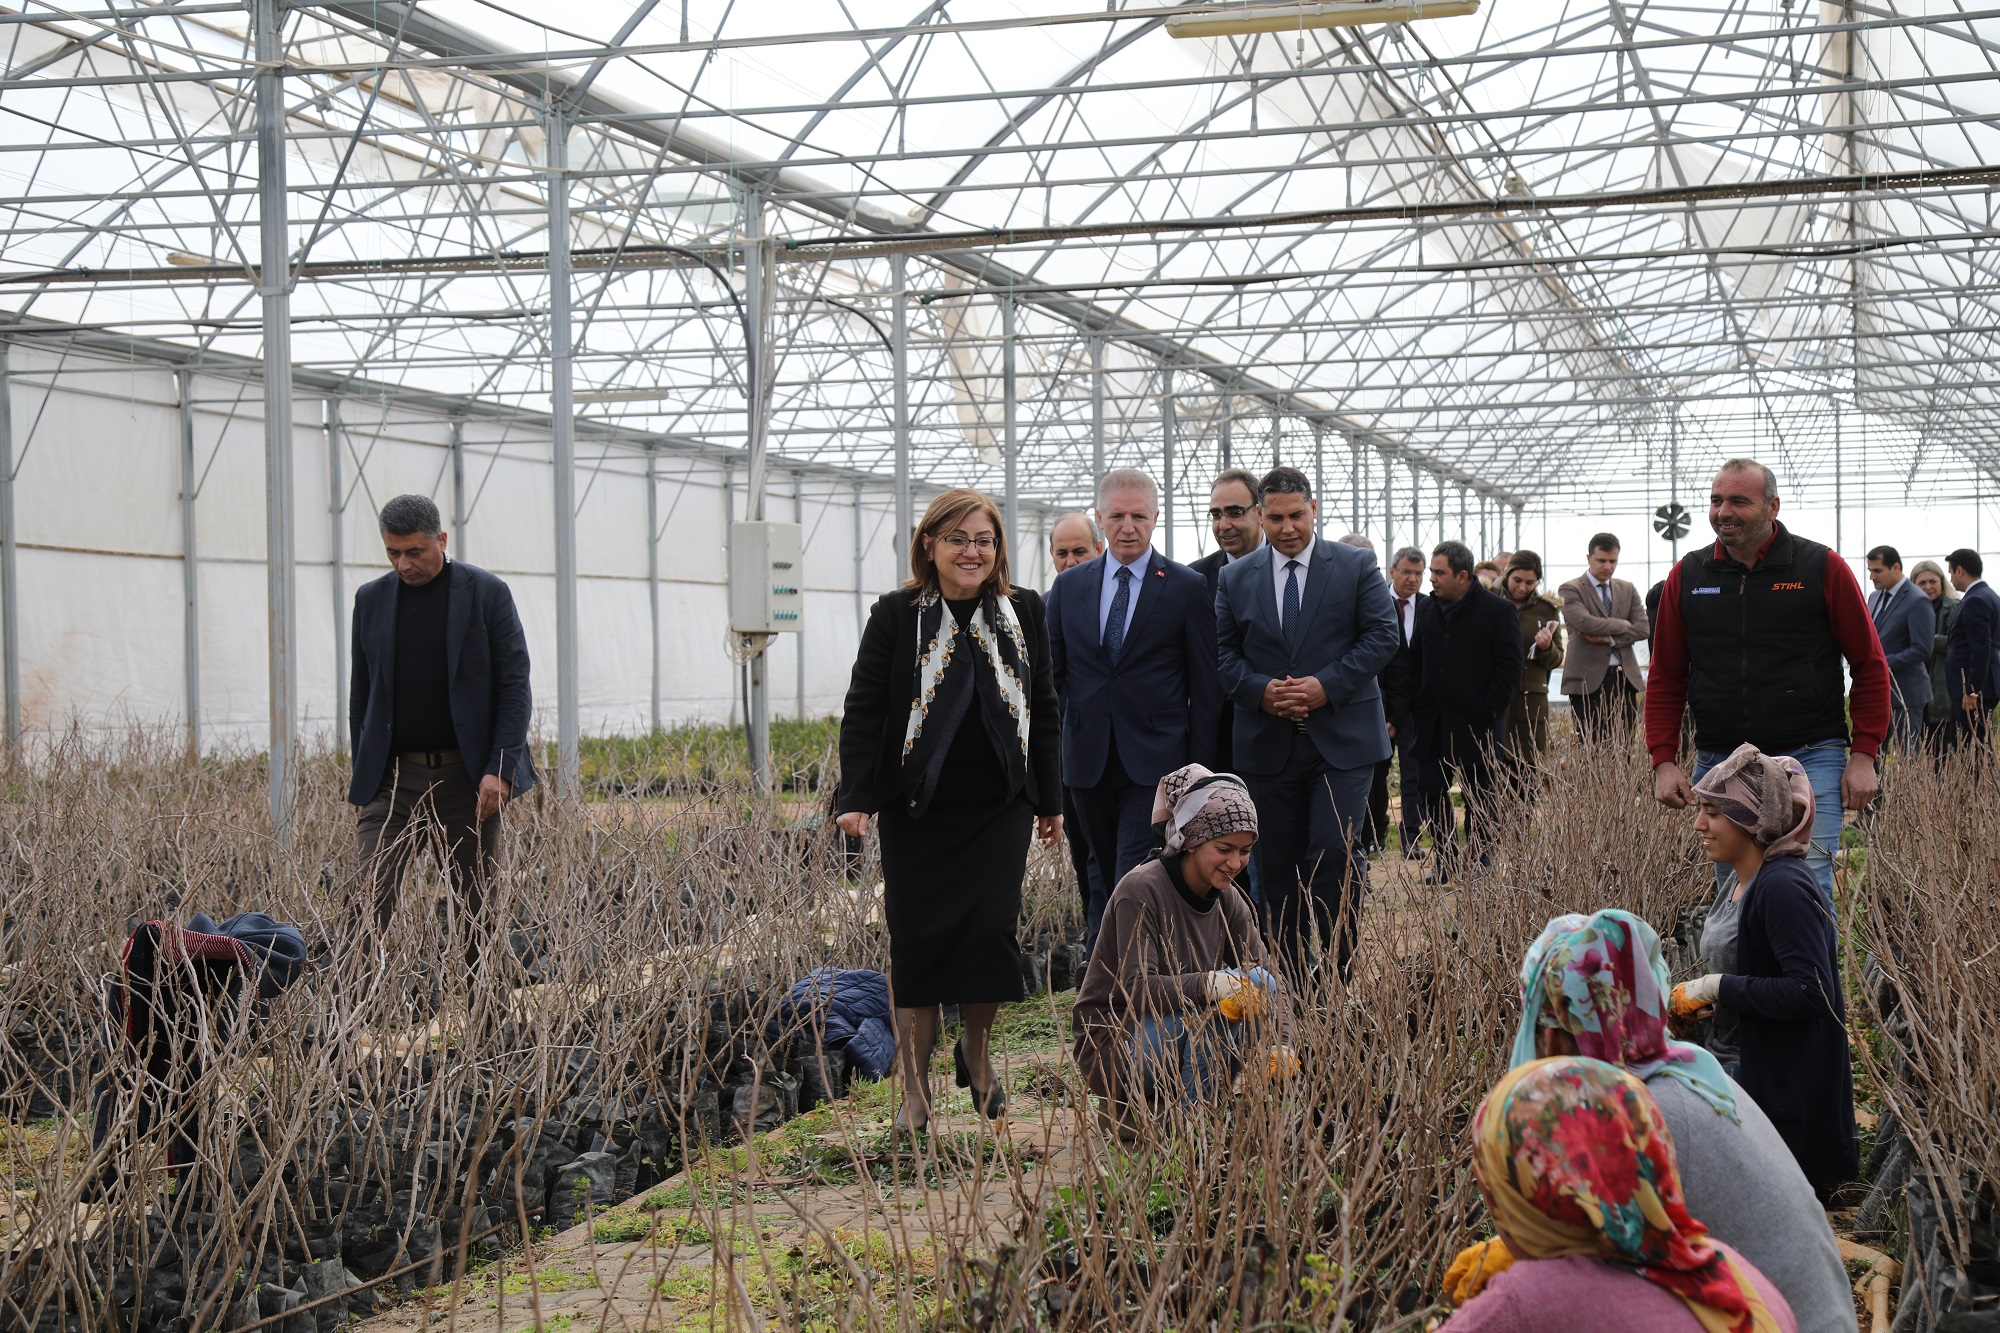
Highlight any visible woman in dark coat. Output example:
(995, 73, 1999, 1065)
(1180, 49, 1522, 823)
(1912, 559, 1960, 747)
(834, 488, 1063, 1133)
(1672, 743, 1858, 1193)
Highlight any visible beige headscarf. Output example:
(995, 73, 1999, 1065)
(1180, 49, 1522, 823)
(1689, 743, 1815, 858)
(1150, 763, 1259, 853)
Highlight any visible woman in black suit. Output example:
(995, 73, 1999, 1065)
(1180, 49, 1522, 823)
(835, 488, 1063, 1133)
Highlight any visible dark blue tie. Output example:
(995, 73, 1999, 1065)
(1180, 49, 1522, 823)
(1104, 565, 1133, 665)
(1282, 560, 1301, 651)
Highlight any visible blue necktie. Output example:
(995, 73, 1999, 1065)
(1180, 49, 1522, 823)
(1104, 565, 1133, 666)
(1282, 560, 1301, 651)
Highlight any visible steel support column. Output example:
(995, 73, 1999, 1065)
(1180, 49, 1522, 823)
(853, 481, 865, 636)
(646, 448, 660, 733)
(548, 103, 581, 793)
(1002, 295, 1019, 541)
(1160, 366, 1176, 561)
(891, 255, 911, 561)
(0, 343, 17, 754)
(794, 477, 806, 720)
(1090, 335, 1106, 497)
(450, 418, 467, 561)
(177, 368, 199, 758)
(254, 0, 296, 836)
(742, 194, 773, 792)
(327, 400, 346, 755)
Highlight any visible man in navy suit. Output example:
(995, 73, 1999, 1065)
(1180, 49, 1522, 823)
(1216, 468, 1400, 976)
(1188, 468, 1266, 770)
(350, 494, 537, 957)
(1049, 469, 1221, 951)
(1945, 548, 2000, 750)
(1866, 545, 1935, 751)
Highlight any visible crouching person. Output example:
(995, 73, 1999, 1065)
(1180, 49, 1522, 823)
(1073, 764, 1297, 1131)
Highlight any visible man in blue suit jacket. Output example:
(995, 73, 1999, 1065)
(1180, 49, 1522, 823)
(1049, 469, 1221, 951)
(350, 494, 537, 957)
(1945, 548, 2000, 749)
(1866, 545, 1935, 750)
(1216, 468, 1400, 976)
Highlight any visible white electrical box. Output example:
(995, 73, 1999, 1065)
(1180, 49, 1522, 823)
(728, 521, 804, 634)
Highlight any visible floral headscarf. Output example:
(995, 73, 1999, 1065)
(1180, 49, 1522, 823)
(1510, 910, 1738, 1121)
(1150, 763, 1258, 853)
(1472, 1058, 1782, 1333)
(1690, 743, 1815, 859)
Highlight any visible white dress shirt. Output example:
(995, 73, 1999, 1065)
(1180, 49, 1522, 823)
(1392, 590, 1417, 645)
(1098, 549, 1150, 642)
(1272, 547, 1311, 623)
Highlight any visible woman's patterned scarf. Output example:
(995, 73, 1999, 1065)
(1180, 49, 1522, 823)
(1510, 909, 1739, 1121)
(898, 587, 1030, 814)
(1473, 1058, 1781, 1333)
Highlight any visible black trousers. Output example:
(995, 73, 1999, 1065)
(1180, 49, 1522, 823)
(1570, 672, 1639, 742)
(1069, 733, 1158, 956)
(1415, 734, 1501, 879)
(355, 758, 500, 966)
(1062, 785, 1092, 921)
(1245, 731, 1372, 979)
(1365, 720, 1420, 853)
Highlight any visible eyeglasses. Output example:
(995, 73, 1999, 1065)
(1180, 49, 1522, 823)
(938, 534, 998, 552)
(1208, 505, 1254, 521)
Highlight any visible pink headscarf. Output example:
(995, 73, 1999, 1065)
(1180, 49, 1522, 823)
(1690, 743, 1815, 859)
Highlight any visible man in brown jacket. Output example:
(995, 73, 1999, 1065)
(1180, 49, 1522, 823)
(1558, 532, 1649, 740)
(1503, 551, 1565, 767)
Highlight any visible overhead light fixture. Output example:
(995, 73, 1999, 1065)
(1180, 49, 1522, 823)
(572, 388, 678, 404)
(1166, 0, 1479, 39)
(166, 250, 225, 267)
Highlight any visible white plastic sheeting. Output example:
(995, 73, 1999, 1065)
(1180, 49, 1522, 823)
(0, 341, 944, 748)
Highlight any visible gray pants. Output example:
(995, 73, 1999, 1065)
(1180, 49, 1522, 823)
(355, 759, 500, 959)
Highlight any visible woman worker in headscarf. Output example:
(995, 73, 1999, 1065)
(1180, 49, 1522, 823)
(1444, 1056, 1797, 1333)
(1072, 764, 1296, 1123)
(1675, 743, 1859, 1194)
(1480, 910, 1853, 1332)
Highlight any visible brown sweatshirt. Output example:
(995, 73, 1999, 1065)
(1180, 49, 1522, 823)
(1071, 856, 1291, 1101)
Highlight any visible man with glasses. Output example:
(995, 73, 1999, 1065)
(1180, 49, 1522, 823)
(1048, 469, 1221, 954)
(1190, 469, 1267, 784)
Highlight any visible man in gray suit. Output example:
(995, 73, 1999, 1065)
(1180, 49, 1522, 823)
(1558, 533, 1649, 740)
(1216, 467, 1401, 977)
(1866, 545, 1935, 751)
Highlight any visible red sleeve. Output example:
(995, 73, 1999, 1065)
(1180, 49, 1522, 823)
(1825, 551, 1890, 757)
(1644, 563, 1689, 767)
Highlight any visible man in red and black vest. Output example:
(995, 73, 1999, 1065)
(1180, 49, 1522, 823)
(1647, 459, 1890, 908)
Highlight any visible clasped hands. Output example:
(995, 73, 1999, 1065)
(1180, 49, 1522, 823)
(1260, 674, 1328, 720)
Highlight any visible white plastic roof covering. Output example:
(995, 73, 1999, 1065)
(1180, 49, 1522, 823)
(2, 0, 1999, 522)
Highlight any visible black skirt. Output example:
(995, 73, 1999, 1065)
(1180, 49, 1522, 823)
(876, 715, 1030, 1008)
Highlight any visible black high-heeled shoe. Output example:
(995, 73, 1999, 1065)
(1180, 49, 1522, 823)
(953, 1038, 1007, 1120)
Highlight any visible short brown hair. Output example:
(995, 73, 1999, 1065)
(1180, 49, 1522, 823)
(1505, 549, 1543, 580)
(905, 488, 1014, 597)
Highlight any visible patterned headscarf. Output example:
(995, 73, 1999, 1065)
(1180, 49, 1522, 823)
(1472, 1058, 1782, 1333)
(1690, 743, 1815, 859)
(1510, 911, 1737, 1120)
(1150, 763, 1258, 853)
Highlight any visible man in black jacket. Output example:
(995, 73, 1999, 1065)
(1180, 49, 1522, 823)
(1372, 546, 1426, 859)
(1392, 540, 1524, 884)
(350, 494, 537, 957)
(1945, 547, 2000, 749)
(1188, 469, 1266, 766)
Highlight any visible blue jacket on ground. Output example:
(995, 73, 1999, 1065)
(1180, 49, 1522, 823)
(765, 968, 895, 1079)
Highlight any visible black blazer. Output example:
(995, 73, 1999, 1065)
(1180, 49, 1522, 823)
(836, 586, 1062, 818)
(1716, 855, 1858, 1189)
(1379, 589, 1425, 726)
(348, 561, 538, 804)
(1047, 549, 1221, 789)
(1390, 582, 1524, 765)
(1944, 579, 2000, 705)
(1188, 548, 1234, 763)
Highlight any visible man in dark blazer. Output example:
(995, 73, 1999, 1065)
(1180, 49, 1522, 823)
(350, 494, 537, 956)
(1216, 468, 1400, 976)
(1945, 547, 2000, 749)
(1188, 468, 1266, 771)
(1372, 546, 1427, 860)
(1049, 469, 1220, 952)
(1865, 545, 1935, 751)
(1391, 540, 1524, 885)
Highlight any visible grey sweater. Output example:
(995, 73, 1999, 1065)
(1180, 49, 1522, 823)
(1072, 857, 1290, 1101)
(1647, 1074, 1856, 1333)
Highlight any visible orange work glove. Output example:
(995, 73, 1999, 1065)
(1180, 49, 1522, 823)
(1265, 1046, 1301, 1081)
(1443, 1238, 1514, 1307)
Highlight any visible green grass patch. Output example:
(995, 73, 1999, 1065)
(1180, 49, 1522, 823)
(574, 719, 840, 796)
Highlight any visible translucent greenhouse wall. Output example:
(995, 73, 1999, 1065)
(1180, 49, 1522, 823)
(0, 342, 964, 750)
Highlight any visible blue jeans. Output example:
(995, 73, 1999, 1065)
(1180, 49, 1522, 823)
(1692, 737, 1844, 910)
(1133, 1014, 1247, 1105)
